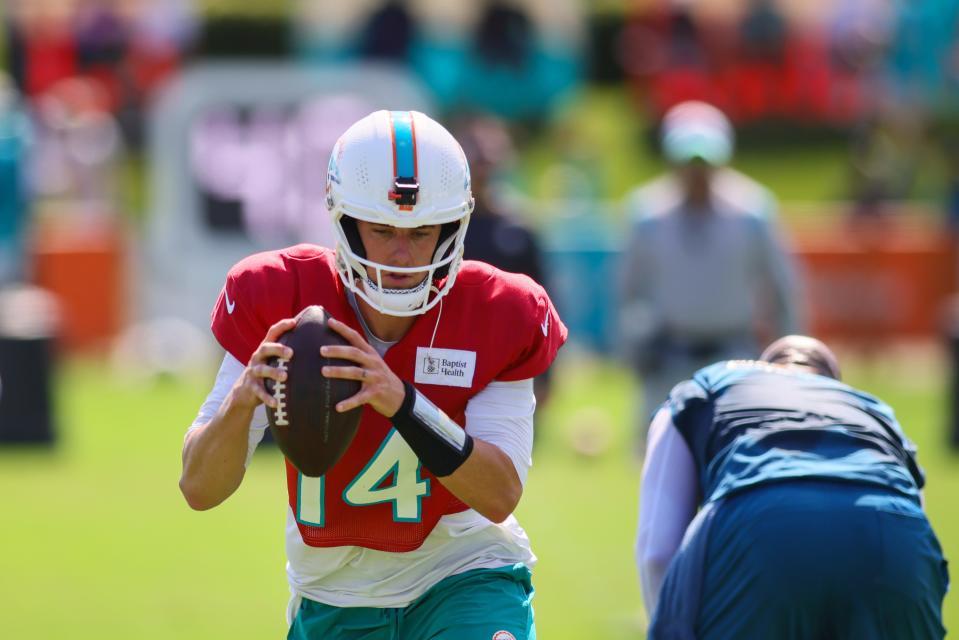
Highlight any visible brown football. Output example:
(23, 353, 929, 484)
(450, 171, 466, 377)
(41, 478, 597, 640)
(264, 305, 362, 477)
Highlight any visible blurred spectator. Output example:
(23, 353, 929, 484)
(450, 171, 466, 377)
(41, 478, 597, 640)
(458, 116, 546, 287)
(666, 7, 709, 69)
(827, 0, 894, 75)
(74, 1, 127, 71)
(450, 0, 582, 124)
(946, 296, 959, 451)
(294, 0, 581, 124)
(646, 6, 717, 113)
(29, 77, 123, 208)
(728, 0, 789, 121)
(456, 115, 553, 409)
(293, 2, 380, 62)
(473, 2, 530, 69)
(0, 74, 30, 284)
(883, 0, 959, 106)
(848, 103, 923, 217)
(7, 0, 194, 149)
(945, 137, 959, 232)
(619, 100, 802, 452)
(624, 0, 899, 126)
(129, 0, 199, 55)
(8, 1, 79, 98)
(944, 138, 959, 452)
(357, 1, 414, 63)
(114, 0, 199, 148)
(739, 0, 787, 64)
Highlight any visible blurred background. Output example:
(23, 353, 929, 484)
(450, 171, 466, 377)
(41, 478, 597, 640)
(0, 0, 957, 638)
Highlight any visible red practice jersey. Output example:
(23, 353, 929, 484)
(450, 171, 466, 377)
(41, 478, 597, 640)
(211, 245, 567, 552)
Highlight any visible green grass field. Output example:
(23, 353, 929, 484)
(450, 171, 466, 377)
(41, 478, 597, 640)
(0, 350, 955, 639)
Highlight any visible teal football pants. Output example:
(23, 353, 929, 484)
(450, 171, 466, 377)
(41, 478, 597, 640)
(287, 564, 535, 640)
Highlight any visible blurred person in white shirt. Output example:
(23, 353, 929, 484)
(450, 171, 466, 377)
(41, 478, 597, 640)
(619, 100, 802, 453)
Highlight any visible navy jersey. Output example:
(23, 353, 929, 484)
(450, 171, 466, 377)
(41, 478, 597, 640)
(667, 360, 925, 505)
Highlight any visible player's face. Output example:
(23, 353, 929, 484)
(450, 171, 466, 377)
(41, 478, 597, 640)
(677, 158, 713, 203)
(356, 221, 441, 289)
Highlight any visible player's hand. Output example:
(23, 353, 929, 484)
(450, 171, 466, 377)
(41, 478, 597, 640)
(321, 317, 406, 417)
(232, 318, 296, 411)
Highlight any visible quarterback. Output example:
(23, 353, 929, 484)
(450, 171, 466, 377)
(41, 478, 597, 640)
(179, 110, 567, 639)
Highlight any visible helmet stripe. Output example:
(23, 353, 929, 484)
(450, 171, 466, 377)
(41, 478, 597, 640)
(389, 111, 417, 182)
(388, 111, 419, 210)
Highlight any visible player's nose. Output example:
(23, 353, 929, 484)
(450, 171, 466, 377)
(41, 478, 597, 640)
(387, 232, 416, 265)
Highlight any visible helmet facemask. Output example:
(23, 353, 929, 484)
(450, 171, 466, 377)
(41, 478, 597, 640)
(326, 111, 474, 316)
(333, 216, 470, 317)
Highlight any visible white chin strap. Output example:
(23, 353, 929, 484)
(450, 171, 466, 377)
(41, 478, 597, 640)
(359, 273, 432, 315)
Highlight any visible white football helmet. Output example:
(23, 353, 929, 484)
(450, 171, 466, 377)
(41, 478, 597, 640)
(326, 110, 474, 316)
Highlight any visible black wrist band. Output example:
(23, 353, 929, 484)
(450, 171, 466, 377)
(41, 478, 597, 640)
(390, 381, 474, 477)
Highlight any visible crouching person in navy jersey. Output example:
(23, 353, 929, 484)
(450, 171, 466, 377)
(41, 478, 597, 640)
(637, 335, 948, 640)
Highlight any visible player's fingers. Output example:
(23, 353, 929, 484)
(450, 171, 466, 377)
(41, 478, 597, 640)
(319, 344, 375, 365)
(252, 362, 287, 382)
(263, 317, 297, 343)
(239, 371, 279, 408)
(335, 389, 370, 413)
(321, 365, 367, 381)
(327, 318, 375, 353)
(253, 343, 293, 363)
(256, 385, 279, 409)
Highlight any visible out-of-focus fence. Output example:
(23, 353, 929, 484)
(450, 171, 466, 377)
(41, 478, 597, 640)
(791, 212, 956, 345)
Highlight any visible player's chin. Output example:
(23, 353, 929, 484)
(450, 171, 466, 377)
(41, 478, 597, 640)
(381, 272, 429, 289)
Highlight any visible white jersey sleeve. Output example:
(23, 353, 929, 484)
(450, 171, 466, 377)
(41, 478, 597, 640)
(636, 407, 699, 617)
(465, 378, 536, 486)
(186, 352, 268, 467)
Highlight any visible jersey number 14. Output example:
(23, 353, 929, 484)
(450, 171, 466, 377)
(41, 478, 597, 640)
(296, 429, 431, 525)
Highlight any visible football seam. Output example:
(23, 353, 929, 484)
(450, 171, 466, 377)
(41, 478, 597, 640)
(273, 358, 289, 426)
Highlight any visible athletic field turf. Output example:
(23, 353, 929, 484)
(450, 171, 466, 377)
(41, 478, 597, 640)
(0, 350, 955, 638)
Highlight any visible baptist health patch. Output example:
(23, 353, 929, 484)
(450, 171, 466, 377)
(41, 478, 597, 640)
(415, 347, 476, 388)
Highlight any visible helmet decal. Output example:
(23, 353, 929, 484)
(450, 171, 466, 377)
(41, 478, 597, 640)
(325, 146, 342, 210)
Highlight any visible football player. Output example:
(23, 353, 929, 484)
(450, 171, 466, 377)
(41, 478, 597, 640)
(636, 335, 948, 639)
(179, 110, 567, 640)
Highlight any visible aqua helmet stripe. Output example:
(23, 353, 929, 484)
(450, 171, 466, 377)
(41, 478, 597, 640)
(388, 111, 419, 210)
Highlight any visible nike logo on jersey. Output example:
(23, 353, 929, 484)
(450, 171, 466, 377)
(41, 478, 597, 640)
(541, 308, 550, 337)
(225, 290, 236, 314)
